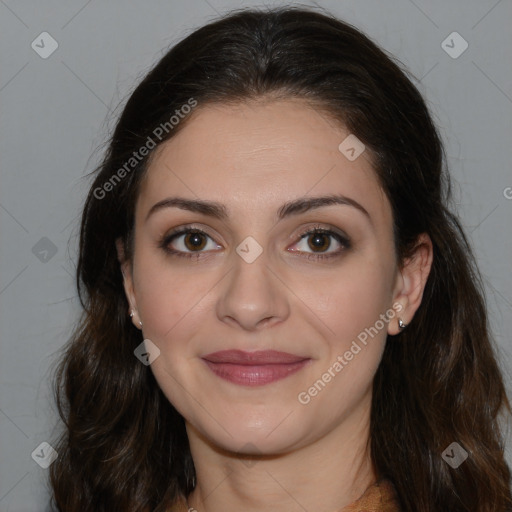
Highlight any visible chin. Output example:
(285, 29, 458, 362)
(189, 410, 309, 456)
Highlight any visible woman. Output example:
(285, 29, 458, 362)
(49, 6, 512, 511)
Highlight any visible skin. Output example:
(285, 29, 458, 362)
(117, 97, 433, 512)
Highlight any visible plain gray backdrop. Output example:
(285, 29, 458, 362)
(1, 1, 511, 510)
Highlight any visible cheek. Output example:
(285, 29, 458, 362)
(307, 250, 395, 344)
(132, 258, 215, 415)
(132, 248, 218, 346)
(300, 250, 394, 398)
(297, 282, 390, 423)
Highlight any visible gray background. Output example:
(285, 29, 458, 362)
(1, 0, 511, 510)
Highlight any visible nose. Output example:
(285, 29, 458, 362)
(215, 249, 290, 332)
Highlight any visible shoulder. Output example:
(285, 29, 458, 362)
(341, 478, 401, 512)
(167, 480, 401, 512)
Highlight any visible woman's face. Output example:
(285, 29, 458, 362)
(120, 98, 405, 454)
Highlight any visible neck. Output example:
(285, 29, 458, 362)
(185, 392, 376, 512)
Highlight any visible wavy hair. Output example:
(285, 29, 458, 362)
(49, 6, 512, 511)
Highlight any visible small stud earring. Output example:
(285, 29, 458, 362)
(398, 318, 407, 330)
(129, 310, 143, 329)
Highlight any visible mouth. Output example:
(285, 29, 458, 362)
(201, 350, 311, 387)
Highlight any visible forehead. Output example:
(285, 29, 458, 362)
(137, 98, 391, 227)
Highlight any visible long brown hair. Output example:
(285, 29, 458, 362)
(49, 6, 512, 511)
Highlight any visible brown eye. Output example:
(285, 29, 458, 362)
(288, 227, 351, 260)
(183, 231, 208, 251)
(160, 227, 222, 258)
(307, 232, 331, 252)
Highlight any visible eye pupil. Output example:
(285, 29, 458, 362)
(308, 233, 330, 252)
(185, 232, 206, 251)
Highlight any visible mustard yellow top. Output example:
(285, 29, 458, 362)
(168, 478, 400, 511)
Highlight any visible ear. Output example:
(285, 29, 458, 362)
(388, 233, 433, 335)
(116, 237, 142, 330)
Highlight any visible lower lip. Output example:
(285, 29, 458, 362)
(202, 359, 311, 386)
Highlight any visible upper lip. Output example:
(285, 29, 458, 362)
(202, 349, 309, 365)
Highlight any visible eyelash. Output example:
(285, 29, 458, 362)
(158, 224, 351, 261)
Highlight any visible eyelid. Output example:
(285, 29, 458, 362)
(162, 223, 220, 241)
(294, 223, 350, 243)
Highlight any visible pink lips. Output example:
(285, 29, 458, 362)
(202, 349, 311, 386)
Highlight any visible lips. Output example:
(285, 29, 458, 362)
(201, 350, 311, 386)
(202, 349, 307, 365)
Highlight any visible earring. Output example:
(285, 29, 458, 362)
(398, 318, 407, 330)
(129, 310, 143, 329)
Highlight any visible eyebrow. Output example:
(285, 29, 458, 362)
(145, 194, 371, 223)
